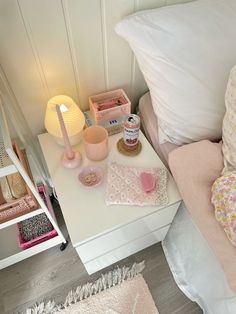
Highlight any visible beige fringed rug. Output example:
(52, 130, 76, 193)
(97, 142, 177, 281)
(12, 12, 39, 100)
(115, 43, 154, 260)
(27, 262, 159, 314)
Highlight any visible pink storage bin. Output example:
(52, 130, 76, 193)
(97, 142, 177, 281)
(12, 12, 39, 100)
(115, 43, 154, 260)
(89, 89, 131, 123)
(16, 185, 57, 250)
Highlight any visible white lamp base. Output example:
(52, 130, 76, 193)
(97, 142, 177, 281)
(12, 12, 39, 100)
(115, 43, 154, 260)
(61, 150, 82, 168)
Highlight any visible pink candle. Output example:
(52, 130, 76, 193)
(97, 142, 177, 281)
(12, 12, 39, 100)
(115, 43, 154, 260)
(56, 104, 75, 160)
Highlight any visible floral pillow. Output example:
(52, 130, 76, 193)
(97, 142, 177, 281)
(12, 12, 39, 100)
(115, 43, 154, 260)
(211, 172, 236, 247)
(211, 65, 236, 247)
(222, 65, 236, 174)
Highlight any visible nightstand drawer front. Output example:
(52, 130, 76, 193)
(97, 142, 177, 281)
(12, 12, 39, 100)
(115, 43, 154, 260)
(76, 202, 180, 263)
(83, 225, 170, 275)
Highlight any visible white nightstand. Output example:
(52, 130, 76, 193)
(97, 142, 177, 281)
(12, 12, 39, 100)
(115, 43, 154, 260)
(38, 131, 181, 274)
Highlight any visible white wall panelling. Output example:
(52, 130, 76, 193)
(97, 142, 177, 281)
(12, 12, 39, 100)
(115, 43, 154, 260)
(0, 0, 47, 135)
(0, 0, 192, 136)
(64, 0, 106, 110)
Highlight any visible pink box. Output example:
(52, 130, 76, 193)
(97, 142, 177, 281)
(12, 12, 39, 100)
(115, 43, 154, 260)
(89, 89, 131, 123)
(16, 185, 57, 250)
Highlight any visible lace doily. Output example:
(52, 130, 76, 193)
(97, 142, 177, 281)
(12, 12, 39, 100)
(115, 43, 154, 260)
(106, 162, 168, 206)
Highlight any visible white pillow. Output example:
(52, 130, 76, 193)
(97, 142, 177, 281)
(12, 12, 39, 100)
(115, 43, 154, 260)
(115, 0, 236, 145)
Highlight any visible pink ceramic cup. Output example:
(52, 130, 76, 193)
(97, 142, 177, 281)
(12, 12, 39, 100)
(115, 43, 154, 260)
(83, 126, 108, 161)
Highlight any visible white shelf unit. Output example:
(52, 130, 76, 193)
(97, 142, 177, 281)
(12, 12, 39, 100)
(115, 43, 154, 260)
(0, 102, 66, 269)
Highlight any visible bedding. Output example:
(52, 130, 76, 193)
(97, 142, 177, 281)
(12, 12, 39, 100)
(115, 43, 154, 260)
(116, 0, 236, 145)
(168, 140, 236, 295)
(212, 171, 236, 248)
(138, 92, 178, 166)
(120, 1, 236, 311)
(139, 92, 236, 313)
(222, 65, 236, 173)
(163, 203, 236, 314)
(209, 65, 236, 249)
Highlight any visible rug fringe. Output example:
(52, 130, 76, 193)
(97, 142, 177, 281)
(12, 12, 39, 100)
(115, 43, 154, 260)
(26, 261, 145, 314)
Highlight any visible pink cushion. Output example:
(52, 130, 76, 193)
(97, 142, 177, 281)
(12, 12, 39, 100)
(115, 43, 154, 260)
(168, 140, 236, 294)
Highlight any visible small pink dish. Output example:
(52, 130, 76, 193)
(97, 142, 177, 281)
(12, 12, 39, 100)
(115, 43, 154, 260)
(78, 166, 103, 187)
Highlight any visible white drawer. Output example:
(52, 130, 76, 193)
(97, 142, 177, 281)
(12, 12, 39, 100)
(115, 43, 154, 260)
(83, 225, 170, 274)
(76, 202, 180, 263)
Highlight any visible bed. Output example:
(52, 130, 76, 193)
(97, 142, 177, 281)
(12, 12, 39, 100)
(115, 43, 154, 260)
(115, 1, 236, 313)
(139, 92, 236, 314)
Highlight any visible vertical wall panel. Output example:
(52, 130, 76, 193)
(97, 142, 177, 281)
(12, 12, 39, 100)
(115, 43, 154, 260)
(0, 0, 47, 135)
(137, 0, 166, 11)
(65, 0, 106, 110)
(19, 0, 78, 102)
(101, 0, 134, 100)
(166, 0, 192, 5)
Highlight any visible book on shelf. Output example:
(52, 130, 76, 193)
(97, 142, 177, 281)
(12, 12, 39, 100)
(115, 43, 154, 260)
(83, 111, 124, 136)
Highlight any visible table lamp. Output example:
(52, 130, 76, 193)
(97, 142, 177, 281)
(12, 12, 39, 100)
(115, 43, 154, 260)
(44, 95, 85, 146)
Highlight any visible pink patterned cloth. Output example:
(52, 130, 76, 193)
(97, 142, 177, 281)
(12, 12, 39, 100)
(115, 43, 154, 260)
(106, 162, 168, 206)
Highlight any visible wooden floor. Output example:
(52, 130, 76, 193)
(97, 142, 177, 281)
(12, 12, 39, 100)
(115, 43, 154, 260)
(0, 202, 202, 314)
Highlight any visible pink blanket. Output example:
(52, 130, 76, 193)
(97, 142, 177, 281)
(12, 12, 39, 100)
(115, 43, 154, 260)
(169, 140, 236, 294)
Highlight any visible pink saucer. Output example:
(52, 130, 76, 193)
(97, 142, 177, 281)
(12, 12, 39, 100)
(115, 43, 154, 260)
(78, 166, 103, 187)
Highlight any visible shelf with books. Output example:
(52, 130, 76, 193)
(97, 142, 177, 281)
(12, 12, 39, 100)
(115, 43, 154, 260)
(0, 100, 67, 270)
